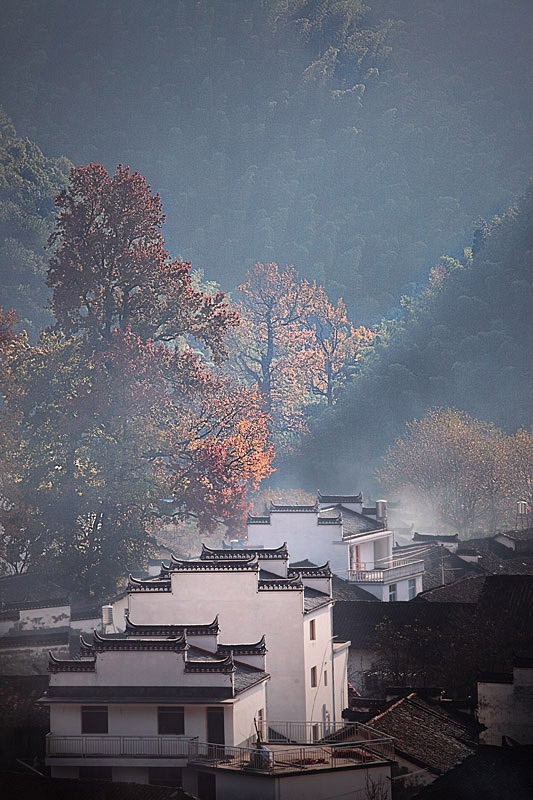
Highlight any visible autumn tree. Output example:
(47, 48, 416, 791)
(228, 262, 319, 447)
(306, 293, 374, 406)
(0, 164, 272, 593)
(379, 408, 516, 534)
(228, 261, 373, 448)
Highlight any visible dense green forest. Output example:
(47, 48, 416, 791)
(283, 182, 533, 492)
(0, 110, 69, 337)
(0, 0, 531, 319)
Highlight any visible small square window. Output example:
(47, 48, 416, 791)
(81, 706, 108, 734)
(388, 583, 397, 602)
(311, 666, 318, 687)
(310, 619, 316, 640)
(158, 706, 185, 735)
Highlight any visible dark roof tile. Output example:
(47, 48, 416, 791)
(367, 694, 476, 774)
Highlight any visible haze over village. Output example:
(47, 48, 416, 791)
(0, 2, 532, 799)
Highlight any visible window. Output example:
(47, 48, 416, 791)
(309, 619, 316, 640)
(79, 766, 112, 781)
(324, 669, 328, 687)
(311, 666, 317, 687)
(158, 706, 185, 735)
(388, 583, 397, 602)
(81, 706, 108, 734)
(148, 767, 182, 787)
(408, 578, 417, 600)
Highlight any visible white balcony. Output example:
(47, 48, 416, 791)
(46, 721, 394, 772)
(348, 557, 424, 584)
(46, 734, 192, 759)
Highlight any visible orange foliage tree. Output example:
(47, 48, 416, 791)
(228, 262, 374, 448)
(0, 165, 273, 592)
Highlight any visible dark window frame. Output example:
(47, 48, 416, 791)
(158, 706, 185, 735)
(81, 705, 108, 734)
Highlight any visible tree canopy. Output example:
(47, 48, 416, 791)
(0, 164, 273, 594)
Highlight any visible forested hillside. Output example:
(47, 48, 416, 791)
(0, 0, 531, 319)
(0, 110, 69, 336)
(282, 183, 533, 492)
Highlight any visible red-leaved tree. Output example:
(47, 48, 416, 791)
(0, 165, 272, 593)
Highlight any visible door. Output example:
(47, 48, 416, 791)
(207, 707, 225, 760)
(207, 707, 225, 744)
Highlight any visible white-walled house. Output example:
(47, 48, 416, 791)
(42, 543, 394, 799)
(477, 656, 533, 746)
(121, 543, 348, 726)
(247, 493, 424, 601)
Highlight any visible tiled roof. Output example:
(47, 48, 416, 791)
(41, 685, 236, 703)
(258, 579, 302, 591)
(418, 574, 533, 614)
(318, 492, 363, 504)
(414, 744, 533, 800)
(496, 527, 533, 542)
(80, 630, 188, 653)
(367, 693, 476, 775)
(323, 505, 384, 534)
(168, 555, 259, 572)
(0, 573, 70, 610)
(417, 575, 487, 603)
(331, 576, 380, 602)
(233, 663, 269, 693)
(184, 652, 235, 674)
(0, 627, 70, 649)
(200, 542, 288, 559)
(333, 601, 475, 649)
(49, 652, 96, 673)
(127, 574, 171, 592)
(270, 501, 318, 512)
(303, 587, 332, 613)
(124, 615, 220, 637)
(413, 533, 460, 543)
(218, 635, 267, 655)
(288, 562, 332, 578)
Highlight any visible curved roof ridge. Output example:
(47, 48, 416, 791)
(218, 634, 267, 653)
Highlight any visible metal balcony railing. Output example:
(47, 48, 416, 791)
(46, 724, 395, 772)
(188, 738, 394, 772)
(349, 557, 424, 583)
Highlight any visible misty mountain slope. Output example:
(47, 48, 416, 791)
(0, 109, 70, 336)
(0, 0, 530, 319)
(281, 182, 533, 491)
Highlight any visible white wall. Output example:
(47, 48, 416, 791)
(248, 513, 347, 574)
(211, 763, 392, 800)
(49, 699, 258, 747)
(228, 681, 267, 746)
(347, 649, 375, 694)
(18, 605, 70, 630)
(50, 649, 233, 690)
(303, 606, 334, 724)
(332, 640, 350, 717)
(128, 570, 313, 724)
(478, 669, 533, 745)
